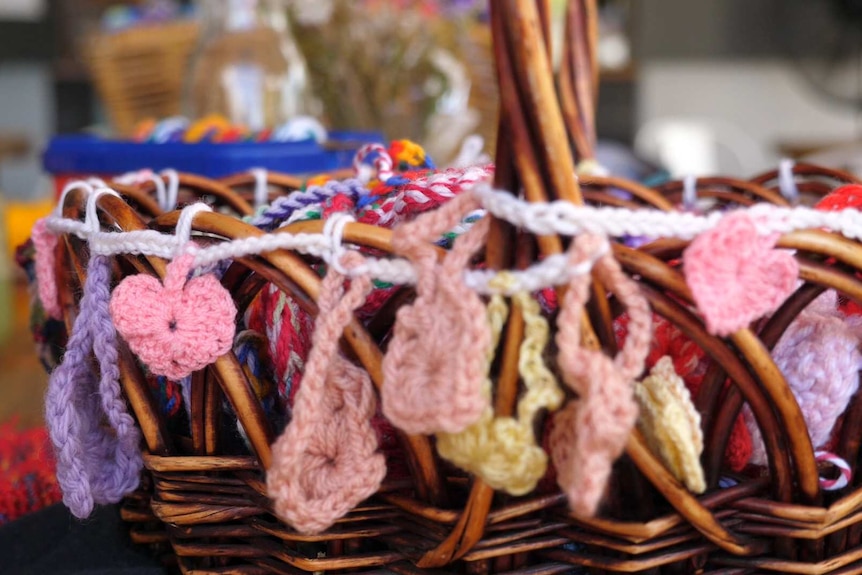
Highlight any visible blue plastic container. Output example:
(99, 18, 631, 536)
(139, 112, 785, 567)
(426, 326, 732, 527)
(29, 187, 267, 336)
(43, 130, 383, 194)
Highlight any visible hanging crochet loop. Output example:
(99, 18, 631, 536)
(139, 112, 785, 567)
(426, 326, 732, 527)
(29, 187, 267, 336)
(84, 188, 123, 233)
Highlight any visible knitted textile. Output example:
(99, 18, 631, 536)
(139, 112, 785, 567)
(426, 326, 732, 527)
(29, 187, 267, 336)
(382, 192, 491, 435)
(45, 254, 142, 518)
(110, 251, 237, 380)
(635, 356, 706, 493)
(551, 234, 652, 517)
(683, 211, 798, 337)
(744, 291, 862, 466)
(267, 252, 386, 535)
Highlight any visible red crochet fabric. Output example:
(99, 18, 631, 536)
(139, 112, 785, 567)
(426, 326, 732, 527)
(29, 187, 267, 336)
(816, 184, 862, 316)
(0, 421, 61, 524)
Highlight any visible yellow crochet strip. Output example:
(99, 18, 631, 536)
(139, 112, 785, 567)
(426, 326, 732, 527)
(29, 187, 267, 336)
(634, 356, 706, 494)
(437, 273, 564, 496)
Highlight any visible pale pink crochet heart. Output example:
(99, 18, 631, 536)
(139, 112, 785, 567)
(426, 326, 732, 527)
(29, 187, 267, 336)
(683, 212, 798, 337)
(110, 253, 236, 380)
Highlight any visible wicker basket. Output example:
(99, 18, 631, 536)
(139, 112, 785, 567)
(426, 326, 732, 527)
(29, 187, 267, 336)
(40, 2, 862, 574)
(83, 20, 200, 137)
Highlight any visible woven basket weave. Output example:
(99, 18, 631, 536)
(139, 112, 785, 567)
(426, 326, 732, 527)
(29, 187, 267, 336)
(44, 2, 862, 574)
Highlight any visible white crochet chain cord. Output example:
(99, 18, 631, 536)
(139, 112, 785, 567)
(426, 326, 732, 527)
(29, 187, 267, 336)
(474, 183, 862, 241)
(46, 180, 862, 296)
(42, 184, 606, 296)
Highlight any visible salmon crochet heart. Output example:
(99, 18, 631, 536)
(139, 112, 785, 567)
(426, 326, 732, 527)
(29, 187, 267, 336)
(683, 212, 797, 337)
(110, 253, 236, 380)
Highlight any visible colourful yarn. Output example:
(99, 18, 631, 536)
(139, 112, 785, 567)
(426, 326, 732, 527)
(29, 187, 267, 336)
(148, 374, 184, 418)
(437, 283, 564, 495)
(110, 250, 237, 380)
(634, 356, 706, 493)
(234, 330, 280, 417)
(45, 254, 142, 519)
(816, 451, 853, 491)
(267, 252, 386, 535)
(354, 143, 394, 183)
(248, 179, 366, 231)
(382, 192, 491, 435)
(280, 165, 493, 230)
(388, 139, 435, 171)
(31, 218, 62, 320)
(743, 290, 862, 466)
(550, 234, 652, 517)
(683, 211, 798, 337)
(359, 165, 492, 228)
(247, 283, 314, 405)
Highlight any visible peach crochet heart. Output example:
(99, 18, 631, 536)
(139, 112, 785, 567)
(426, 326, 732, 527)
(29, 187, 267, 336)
(382, 191, 491, 435)
(110, 252, 236, 380)
(683, 212, 798, 337)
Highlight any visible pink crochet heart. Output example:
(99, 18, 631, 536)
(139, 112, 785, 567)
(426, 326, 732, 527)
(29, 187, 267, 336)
(110, 253, 236, 380)
(684, 212, 798, 337)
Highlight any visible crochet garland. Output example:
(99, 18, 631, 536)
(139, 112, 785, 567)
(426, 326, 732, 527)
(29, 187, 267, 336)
(34, 163, 862, 529)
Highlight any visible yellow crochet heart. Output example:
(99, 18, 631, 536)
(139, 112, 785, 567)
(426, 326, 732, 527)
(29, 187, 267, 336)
(634, 356, 706, 494)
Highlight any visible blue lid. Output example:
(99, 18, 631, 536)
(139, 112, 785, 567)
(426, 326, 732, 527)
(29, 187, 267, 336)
(43, 130, 384, 178)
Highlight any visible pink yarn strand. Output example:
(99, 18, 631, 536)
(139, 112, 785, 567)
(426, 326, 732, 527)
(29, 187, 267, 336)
(32, 218, 62, 320)
(550, 234, 652, 517)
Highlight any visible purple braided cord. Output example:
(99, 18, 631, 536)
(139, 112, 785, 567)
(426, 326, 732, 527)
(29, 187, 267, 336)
(249, 178, 366, 231)
(45, 254, 142, 518)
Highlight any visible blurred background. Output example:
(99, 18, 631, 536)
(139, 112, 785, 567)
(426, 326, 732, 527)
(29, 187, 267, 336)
(5, 1, 862, 202)
(4, 0, 862, 421)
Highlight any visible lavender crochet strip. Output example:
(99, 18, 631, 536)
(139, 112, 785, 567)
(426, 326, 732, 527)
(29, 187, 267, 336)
(45, 254, 142, 518)
(250, 178, 367, 230)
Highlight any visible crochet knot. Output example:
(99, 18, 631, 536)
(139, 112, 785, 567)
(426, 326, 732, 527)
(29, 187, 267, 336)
(110, 250, 237, 380)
